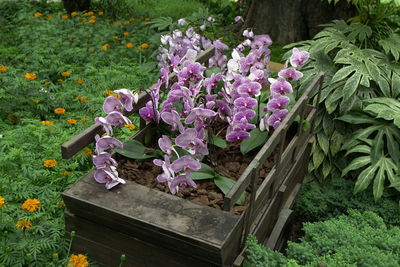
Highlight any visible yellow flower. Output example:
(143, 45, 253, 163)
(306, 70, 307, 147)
(80, 97, 90, 102)
(84, 11, 94, 16)
(112, 36, 119, 40)
(22, 199, 41, 212)
(44, 81, 51, 86)
(60, 171, 71, 176)
(54, 108, 66, 115)
(90, 16, 96, 19)
(62, 15, 69, 19)
(126, 43, 133, 49)
(61, 71, 71, 77)
(57, 79, 64, 82)
(24, 73, 37, 80)
(32, 99, 40, 104)
(144, 17, 150, 21)
(57, 201, 66, 208)
(82, 17, 87, 23)
(83, 147, 93, 156)
(34, 12, 42, 18)
(40, 121, 54, 125)
(98, 11, 104, 16)
(69, 254, 89, 267)
(129, 18, 134, 22)
(123, 20, 130, 25)
(120, 41, 125, 45)
(67, 119, 77, 125)
(43, 159, 57, 168)
(16, 219, 32, 231)
(0, 196, 5, 208)
(122, 32, 129, 36)
(101, 44, 110, 50)
(46, 15, 53, 19)
(124, 124, 136, 130)
(113, 21, 122, 25)
(71, 11, 78, 17)
(141, 43, 149, 49)
(0, 65, 7, 72)
(89, 19, 96, 24)
(76, 79, 84, 84)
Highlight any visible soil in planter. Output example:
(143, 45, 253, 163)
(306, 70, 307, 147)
(117, 144, 275, 215)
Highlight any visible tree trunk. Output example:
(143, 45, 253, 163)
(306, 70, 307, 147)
(243, 0, 356, 44)
(63, 0, 91, 13)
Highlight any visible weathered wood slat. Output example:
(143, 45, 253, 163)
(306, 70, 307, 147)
(61, 46, 216, 159)
(265, 209, 294, 250)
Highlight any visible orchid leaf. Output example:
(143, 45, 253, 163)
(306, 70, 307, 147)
(116, 140, 158, 160)
(209, 135, 227, 149)
(189, 163, 216, 180)
(240, 128, 269, 155)
(214, 176, 246, 205)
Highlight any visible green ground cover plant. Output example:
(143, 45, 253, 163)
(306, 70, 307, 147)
(246, 210, 400, 267)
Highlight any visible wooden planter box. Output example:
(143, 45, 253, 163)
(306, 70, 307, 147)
(61, 48, 324, 266)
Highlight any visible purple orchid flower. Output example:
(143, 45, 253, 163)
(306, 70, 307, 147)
(233, 109, 256, 122)
(216, 100, 232, 119)
(169, 174, 197, 194)
(161, 110, 185, 132)
(154, 155, 175, 183)
(270, 78, 293, 95)
(95, 117, 113, 136)
(290, 48, 310, 67)
(278, 67, 303, 81)
(113, 89, 139, 112)
(226, 129, 250, 143)
(177, 18, 186, 25)
(93, 152, 118, 168)
(234, 16, 244, 23)
(105, 111, 131, 126)
(95, 135, 123, 153)
(267, 109, 289, 129)
(158, 135, 178, 156)
(266, 95, 290, 111)
(171, 155, 201, 173)
(234, 96, 258, 109)
(139, 101, 158, 122)
(237, 81, 262, 97)
(205, 74, 224, 94)
(103, 96, 123, 114)
(94, 167, 125, 190)
(185, 107, 217, 124)
(175, 128, 208, 155)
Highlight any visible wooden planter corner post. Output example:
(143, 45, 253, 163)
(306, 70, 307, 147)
(61, 47, 324, 266)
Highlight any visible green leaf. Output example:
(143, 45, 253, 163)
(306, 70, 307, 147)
(337, 113, 377, 124)
(378, 33, 400, 61)
(188, 163, 215, 180)
(344, 145, 371, 156)
(209, 135, 227, 149)
(302, 120, 311, 131)
(214, 176, 246, 205)
(354, 164, 378, 194)
(331, 66, 354, 84)
(384, 128, 400, 163)
(205, 67, 221, 77)
(331, 131, 345, 156)
(317, 133, 330, 155)
(240, 128, 269, 155)
(370, 130, 384, 164)
(116, 140, 158, 160)
(342, 156, 370, 176)
(312, 145, 324, 170)
(373, 159, 386, 201)
(343, 73, 362, 99)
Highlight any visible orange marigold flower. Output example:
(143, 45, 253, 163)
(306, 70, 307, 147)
(46, 15, 53, 19)
(34, 12, 42, 18)
(90, 16, 96, 19)
(43, 159, 57, 168)
(54, 108, 66, 115)
(113, 21, 122, 25)
(62, 15, 69, 19)
(57, 79, 64, 82)
(61, 71, 70, 77)
(144, 17, 150, 21)
(57, 200, 66, 208)
(126, 43, 133, 48)
(60, 171, 71, 176)
(80, 97, 90, 102)
(103, 89, 113, 95)
(98, 11, 104, 16)
(22, 199, 41, 212)
(89, 19, 96, 24)
(16, 219, 32, 231)
(32, 99, 40, 104)
(24, 73, 37, 80)
(129, 18, 134, 22)
(83, 147, 93, 156)
(84, 11, 94, 16)
(67, 119, 77, 125)
(124, 124, 136, 130)
(101, 44, 110, 50)
(141, 43, 149, 49)
(120, 41, 125, 45)
(76, 79, 84, 84)
(112, 36, 119, 40)
(123, 20, 130, 25)
(69, 254, 89, 267)
(71, 11, 78, 17)
(82, 17, 87, 22)
(40, 120, 54, 125)
(0, 65, 7, 72)
(44, 81, 51, 86)
(122, 32, 129, 36)
(0, 196, 5, 208)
